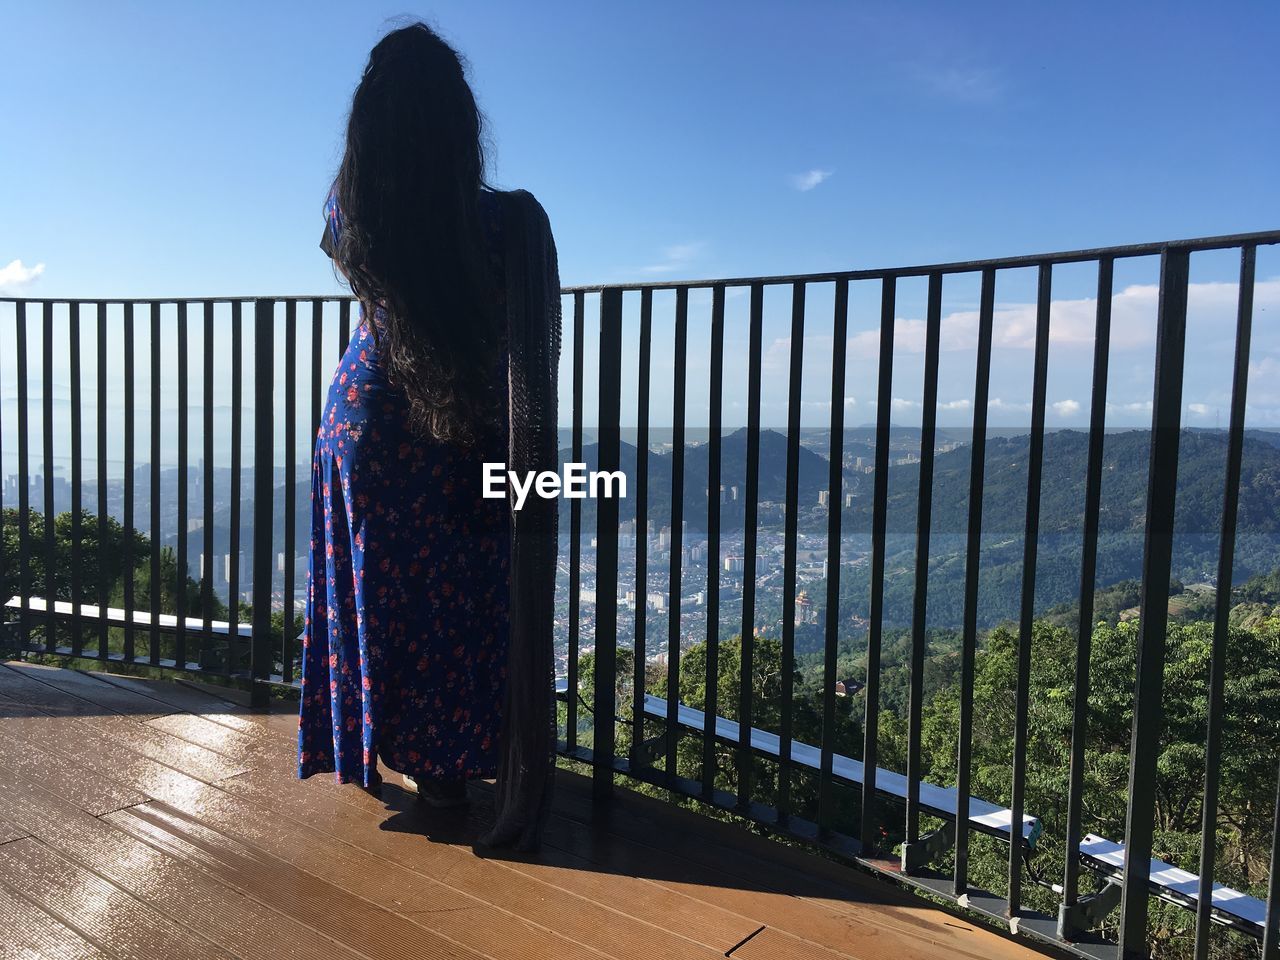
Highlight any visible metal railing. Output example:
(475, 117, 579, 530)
(2, 228, 1279, 960)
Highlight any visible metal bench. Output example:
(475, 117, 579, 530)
(3, 596, 250, 671)
(636, 691, 1041, 870)
(1062, 832, 1267, 939)
(560, 679, 1267, 941)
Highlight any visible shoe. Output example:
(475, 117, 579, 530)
(405, 774, 469, 808)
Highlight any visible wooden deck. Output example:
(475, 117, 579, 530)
(0, 660, 1050, 960)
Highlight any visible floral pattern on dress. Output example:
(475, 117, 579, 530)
(298, 190, 510, 789)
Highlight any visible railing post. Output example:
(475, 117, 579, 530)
(250, 298, 275, 709)
(593, 288, 623, 803)
(1118, 246, 1190, 958)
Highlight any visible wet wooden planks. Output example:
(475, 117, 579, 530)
(0, 661, 1051, 960)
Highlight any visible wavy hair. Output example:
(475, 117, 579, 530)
(331, 22, 502, 447)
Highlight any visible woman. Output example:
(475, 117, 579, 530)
(298, 21, 562, 853)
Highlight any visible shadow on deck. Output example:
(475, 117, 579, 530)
(0, 660, 1051, 960)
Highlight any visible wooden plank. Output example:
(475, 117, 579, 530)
(90, 671, 239, 715)
(87, 670, 274, 739)
(0, 673, 247, 785)
(0, 764, 368, 960)
(107, 804, 488, 960)
(112, 797, 725, 960)
(218, 758, 977, 960)
(1, 663, 1045, 960)
(0, 714, 144, 815)
(0, 699, 679, 960)
(2, 676, 755, 960)
(2, 662, 171, 719)
(549, 770, 1038, 959)
(0, 876, 109, 960)
(179, 678, 253, 708)
(0, 838, 234, 960)
(0, 664, 105, 718)
(179, 692, 1031, 960)
(220, 765, 773, 958)
(0, 817, 27, 845)
(146, 712, 265, 760)
(730, 925, 900, 960)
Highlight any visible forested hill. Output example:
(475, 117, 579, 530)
(560, 428, 1280, 543)
(847, 428, 1280, 538)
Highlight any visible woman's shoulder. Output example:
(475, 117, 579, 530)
(482, 187, 552, 231)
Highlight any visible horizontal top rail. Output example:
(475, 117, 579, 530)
(561, 228, 1280, 292)
(2, 230, 1276, 305)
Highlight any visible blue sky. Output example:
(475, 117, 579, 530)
(2, 1, 1279, 445)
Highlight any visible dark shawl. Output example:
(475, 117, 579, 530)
(480, 189, 561, 851)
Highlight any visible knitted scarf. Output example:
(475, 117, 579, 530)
(480, 189, 561, 851)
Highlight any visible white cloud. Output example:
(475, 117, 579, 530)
(641, 242, 705, 275)
(790, 169, 833, 192)
(1052, 399, 1081, 418)
(1187, 402, 1213, 417)
(989, 398, 1032, 413)
(938, 398, 971, 411)
(1250, 355, 1280, 379)
(844, 278, 1280, 357)
(915, 65, 1003, 103)
(1107, 400, 1153, 415)
(0, 259, 45, 291)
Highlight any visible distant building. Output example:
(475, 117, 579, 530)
(835, 678, 865, 697)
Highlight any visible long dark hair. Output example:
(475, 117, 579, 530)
(332, 22, 502, 446)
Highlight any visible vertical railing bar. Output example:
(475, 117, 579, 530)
(954, 266, 996, 894)
(778, 281, 805, 820)
(69, 303, 83, 657)
(594, 289, 623, 801)
(16, 303, 31, 648)
(96, 303, 108, 658)
(282, 298, 298, 684)
(306, 299, 324, 671)
(736, 281, 765, 810)
(311, 300, 324, 442)
(338, 298, 351, 360)
(665, 287, 689, 781)
(250, 299, 275, 708)
(818, 279, 849, 834)
(1118, 246, 1190, 959)
(702, 284, 725, 800)
(1264, 759, 1280, 960)
(201, 301, 214, 668)
(175, 302, 189, 670)
(228, 300, 243, 673)
(0, 310, 4, 641)
(1008, 262, 1053, 914)
(903, 273, 942, 862)
(1060, 257, 1114, 928)
(859, 276, 895, 850)
(123, 302, 136, 661)
(567, 291, 584, 750)
(42, 301, 56, 653)
(149, 302, 161, 665)
(1193, 245, 1254, 960)
(630, 288, 652, 769)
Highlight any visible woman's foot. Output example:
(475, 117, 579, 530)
(404, 774, 469, 808)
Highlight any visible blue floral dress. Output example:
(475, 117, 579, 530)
(298, 191, 510, 789)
